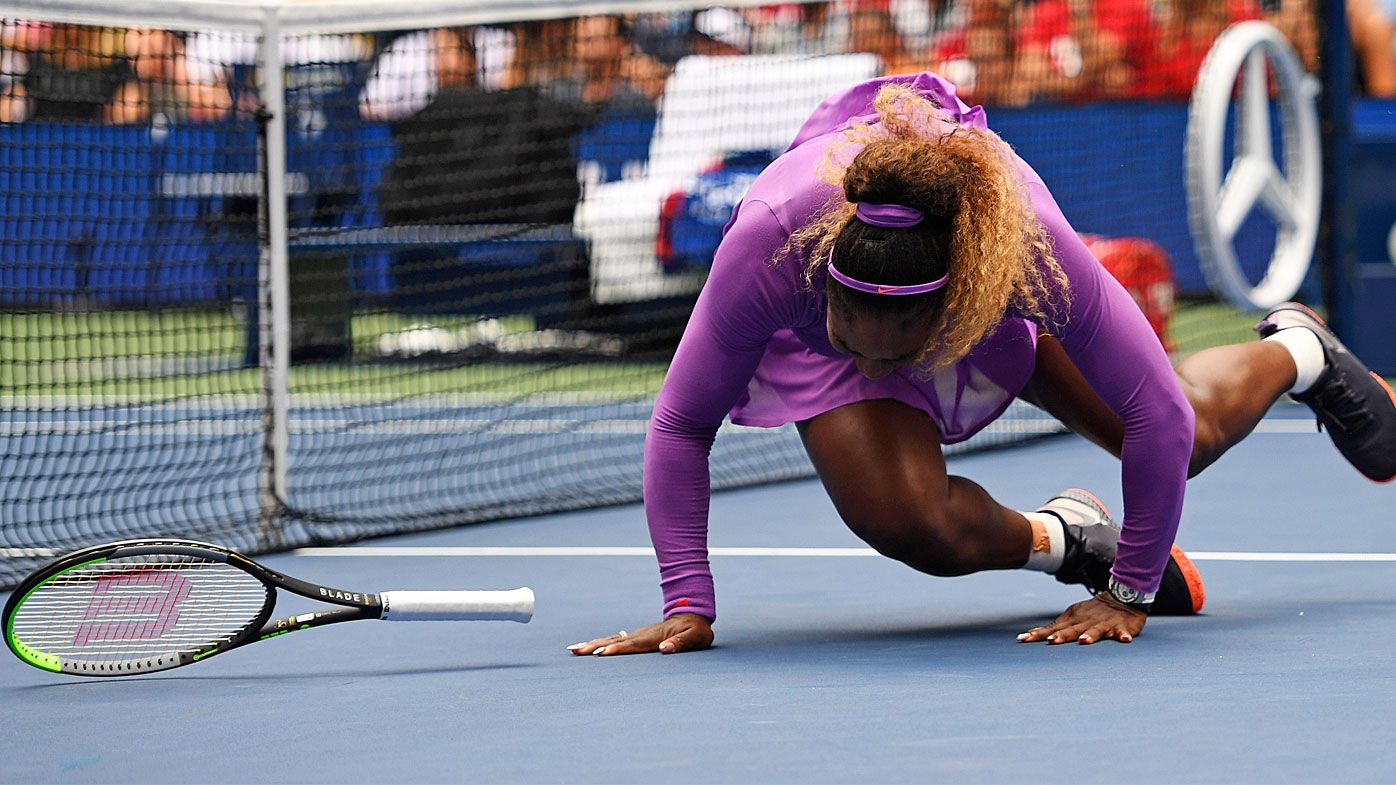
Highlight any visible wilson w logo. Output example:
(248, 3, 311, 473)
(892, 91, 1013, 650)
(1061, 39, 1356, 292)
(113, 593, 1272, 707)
(72, 570, 193, 646)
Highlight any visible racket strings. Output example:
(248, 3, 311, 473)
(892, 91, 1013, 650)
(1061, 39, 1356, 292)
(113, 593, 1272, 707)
(10, 556, 269, 664)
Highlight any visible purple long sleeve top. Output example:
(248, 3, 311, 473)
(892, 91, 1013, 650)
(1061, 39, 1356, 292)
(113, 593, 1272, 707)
(644, 74, 1195, 621)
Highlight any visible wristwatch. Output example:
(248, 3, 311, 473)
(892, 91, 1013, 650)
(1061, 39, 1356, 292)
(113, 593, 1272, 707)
(1107, 576, 1155, 611)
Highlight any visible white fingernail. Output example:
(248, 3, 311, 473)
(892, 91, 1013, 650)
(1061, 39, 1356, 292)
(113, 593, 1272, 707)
(1017, 633, 1029, 641)
(566, 643, 585, 650)
(594, 647, 607, 655)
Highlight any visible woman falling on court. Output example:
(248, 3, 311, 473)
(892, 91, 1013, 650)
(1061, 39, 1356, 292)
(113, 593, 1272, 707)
(568, 73, 1396, 655)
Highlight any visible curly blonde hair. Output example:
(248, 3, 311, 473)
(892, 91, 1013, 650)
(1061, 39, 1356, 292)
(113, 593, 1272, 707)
(782, 83, 1068, 370)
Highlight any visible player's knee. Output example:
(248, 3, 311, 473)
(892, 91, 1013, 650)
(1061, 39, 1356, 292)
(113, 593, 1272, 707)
(1174, 377, 1217, 476)
(842, 501, 973, 577)
(1182, 396, 1220, 477)
(1189, 416, 1223, 476)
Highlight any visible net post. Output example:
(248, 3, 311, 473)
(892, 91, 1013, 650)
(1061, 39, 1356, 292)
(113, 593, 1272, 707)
(256, 9, 292, 550)
(1318, 0, 1358, 339)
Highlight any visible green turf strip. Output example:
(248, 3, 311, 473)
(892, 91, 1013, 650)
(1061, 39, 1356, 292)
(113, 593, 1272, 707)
(1, 309, 666, 399)
(2, 303, 1387, 400)
(1166, 301, 1266, 355)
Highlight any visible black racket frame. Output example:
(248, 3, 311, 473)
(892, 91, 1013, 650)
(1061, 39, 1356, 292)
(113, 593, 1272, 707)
(4, 538, 386, 675)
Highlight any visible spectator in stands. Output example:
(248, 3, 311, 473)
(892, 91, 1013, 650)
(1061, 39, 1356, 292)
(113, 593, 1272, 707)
(1141, 0, 1262, 98)
(747, 2, 852, 56)
(849, 2, 925, 74)
(498, 19, 573, 94)
(625, 11, 748, 65)
(561, 15, 668, 107)
(890, 0, 967, 56)
(746, 0, 967, 62)
(360, 27, 494, 121)
(930, 0, 1028, 105)
(1348, 0, 1396, 96)
(183, 31, 377, 131)
(682, 8, 752, 54)
(1012, 0, 1158, 101)
(1260, 0, 1396, 95)
(497, 16, 672, 108)
(1264, 0, 1320, 72)
(106, 28, 230, 125)
(0, 19, 48, 122)
(2, 21, 129, 122)
(377, 20, 592, 226)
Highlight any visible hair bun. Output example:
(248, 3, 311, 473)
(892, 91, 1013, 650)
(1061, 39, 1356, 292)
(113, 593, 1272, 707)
(843, 139, 959, 221)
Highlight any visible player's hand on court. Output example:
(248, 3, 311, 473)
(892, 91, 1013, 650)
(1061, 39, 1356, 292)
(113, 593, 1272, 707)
(566, 613, 713, 656)
(1017, 594, 1147, 645)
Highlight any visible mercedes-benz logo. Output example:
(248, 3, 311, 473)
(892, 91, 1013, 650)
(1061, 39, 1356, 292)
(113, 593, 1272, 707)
(1186, 21, 1322, 310)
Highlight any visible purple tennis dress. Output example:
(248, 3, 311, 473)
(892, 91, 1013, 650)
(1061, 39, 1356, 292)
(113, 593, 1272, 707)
(645, 73, 1195, 621)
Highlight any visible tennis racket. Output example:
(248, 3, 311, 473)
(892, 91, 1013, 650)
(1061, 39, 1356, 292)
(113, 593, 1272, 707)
(3, 539, 534, 677)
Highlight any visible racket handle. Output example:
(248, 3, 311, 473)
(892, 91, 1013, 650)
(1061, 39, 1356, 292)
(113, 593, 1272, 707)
(380, 588, 534, 622)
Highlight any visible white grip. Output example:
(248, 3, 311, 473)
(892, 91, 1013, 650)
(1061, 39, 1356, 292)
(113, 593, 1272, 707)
(379, 588, 534, 622)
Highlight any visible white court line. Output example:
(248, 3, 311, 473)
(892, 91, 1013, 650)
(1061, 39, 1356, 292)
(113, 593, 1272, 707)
(1189, 552, 1396, 562)
(9, 547, 1389, 562)
(0, 548, 60, 558)
(296, 546, 874, 557)
(293, 546, 1396, 562)
(1251, 419, 1318, 433)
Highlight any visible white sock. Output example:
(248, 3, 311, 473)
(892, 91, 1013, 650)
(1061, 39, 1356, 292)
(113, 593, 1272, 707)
(1021, 511, 1066, 573)
(1264, 327, 1326, 394)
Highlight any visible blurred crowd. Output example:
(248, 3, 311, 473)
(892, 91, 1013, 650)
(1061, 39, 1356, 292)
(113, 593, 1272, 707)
(0, 23, 232, 123)
(2, 0, 1394, 127)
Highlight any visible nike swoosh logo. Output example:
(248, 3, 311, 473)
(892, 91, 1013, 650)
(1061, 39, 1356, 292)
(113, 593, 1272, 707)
(876, 286, 899, 294)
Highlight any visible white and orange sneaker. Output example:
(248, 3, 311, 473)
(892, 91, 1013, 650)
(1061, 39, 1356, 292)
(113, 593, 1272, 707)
(1040, 489, 1205, 616)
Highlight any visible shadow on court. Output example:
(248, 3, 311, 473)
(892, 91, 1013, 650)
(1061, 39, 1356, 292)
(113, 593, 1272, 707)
(5, 662, 537, 692)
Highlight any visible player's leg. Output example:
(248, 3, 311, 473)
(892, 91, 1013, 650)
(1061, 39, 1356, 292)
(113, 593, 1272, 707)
(1023, 307, 1396, 482)
(797, 399, 1024, 575)
(1019, 334, 1295, 476)
(794, 399, 1114, 587)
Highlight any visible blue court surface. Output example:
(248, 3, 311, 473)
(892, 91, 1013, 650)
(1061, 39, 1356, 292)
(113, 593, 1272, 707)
(3, 407, 1394, 783)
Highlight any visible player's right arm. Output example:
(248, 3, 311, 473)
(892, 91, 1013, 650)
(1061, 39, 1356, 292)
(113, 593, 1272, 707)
(568, 198, 800, 656)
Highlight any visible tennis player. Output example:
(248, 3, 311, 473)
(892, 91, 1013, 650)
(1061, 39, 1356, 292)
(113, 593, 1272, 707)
(568, 73, 1396, 655)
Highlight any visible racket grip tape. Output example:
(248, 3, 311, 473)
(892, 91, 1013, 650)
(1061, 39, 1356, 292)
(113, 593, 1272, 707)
(379, 588, 534, 622)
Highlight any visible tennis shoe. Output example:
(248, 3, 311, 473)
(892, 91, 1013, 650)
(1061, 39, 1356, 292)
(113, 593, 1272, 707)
(1041, 488, 1118, 595)
(1041, 489, 1205, 615)
(1256, 302, 1396, 483)
(1151, 546, 1207, 615)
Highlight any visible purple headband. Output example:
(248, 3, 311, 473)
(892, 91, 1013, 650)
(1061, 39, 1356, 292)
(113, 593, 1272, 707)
(827, 262, 948, 296)
(829, 201, 947, 295)
(855, 201, 924, 228)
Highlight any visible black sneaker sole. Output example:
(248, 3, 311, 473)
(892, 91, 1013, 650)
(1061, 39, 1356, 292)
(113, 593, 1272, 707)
(1152, 545, 1206, 615)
